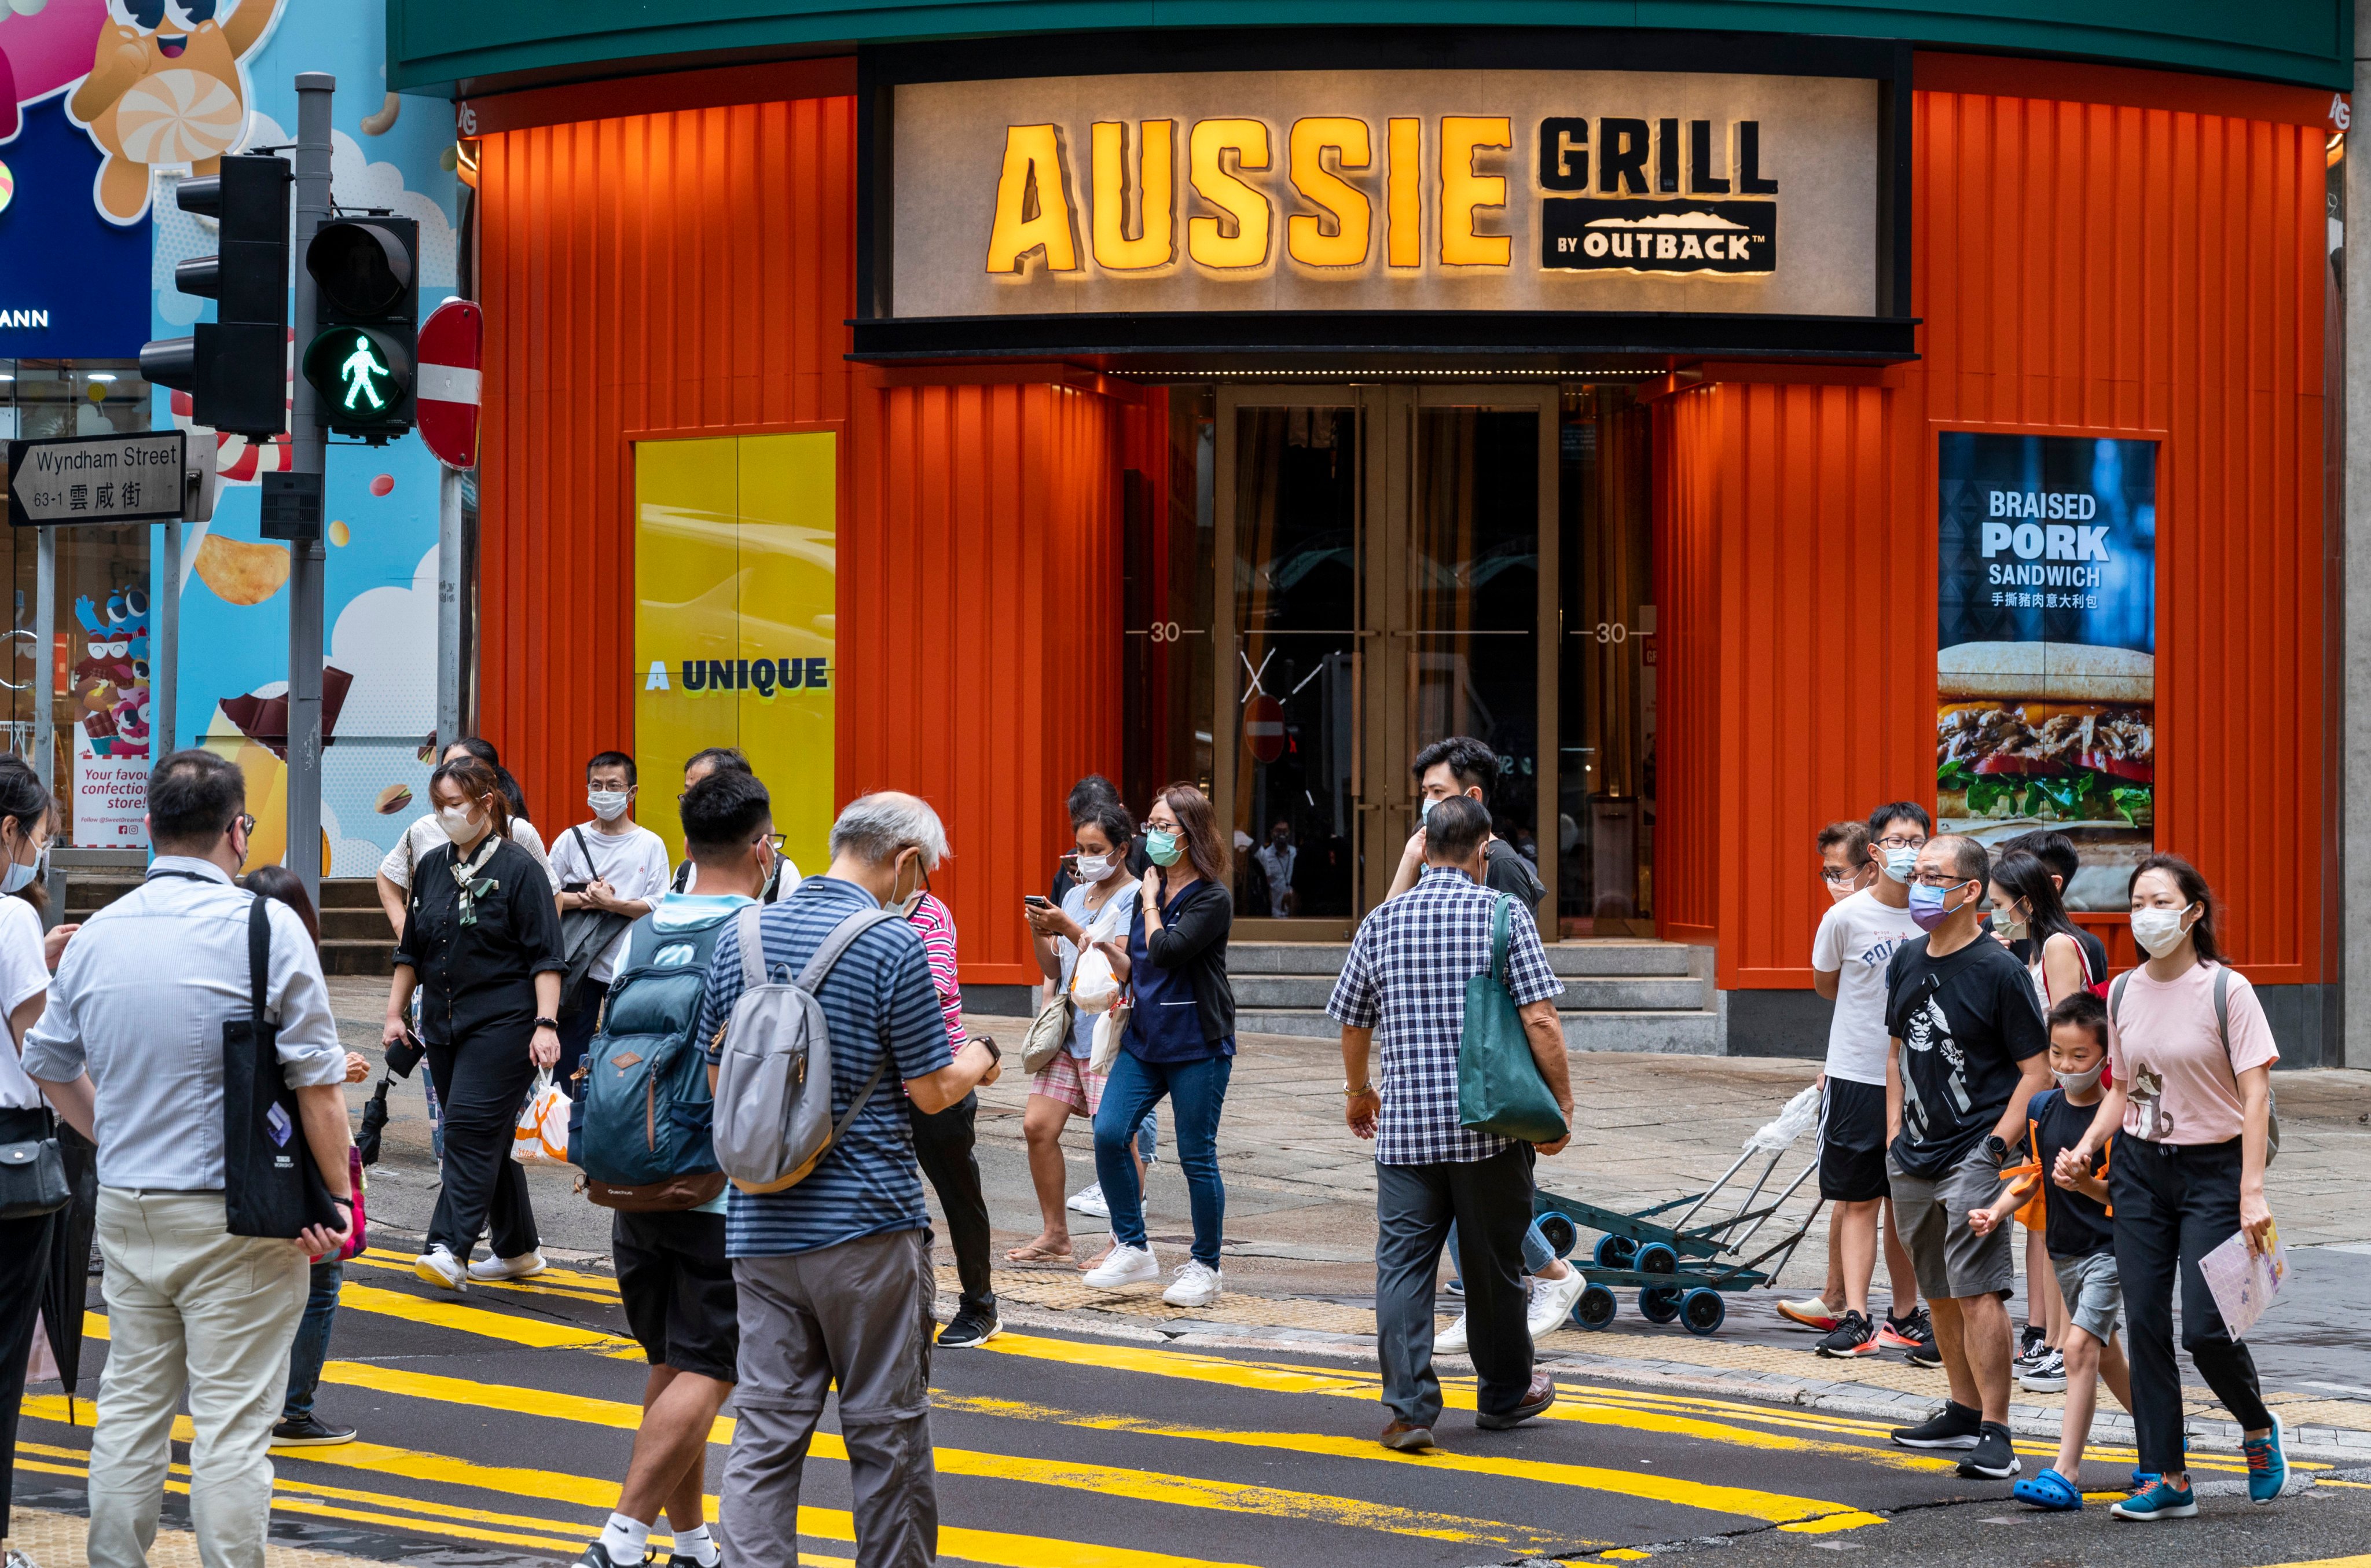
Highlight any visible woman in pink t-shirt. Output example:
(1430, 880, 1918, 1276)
(2060, 854, 2284, 1518)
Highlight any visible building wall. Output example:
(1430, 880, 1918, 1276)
(1658, 71, 2330, 1055)
(478, 93, 1125, 986)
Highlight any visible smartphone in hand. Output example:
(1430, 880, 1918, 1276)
(1023, 895, 1055, 910)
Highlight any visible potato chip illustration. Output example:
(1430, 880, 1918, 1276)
(193, 534, 291, 605)
(376, 783, 414, 815)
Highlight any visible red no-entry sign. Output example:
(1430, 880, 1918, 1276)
(1245, 693, 1286, 765)
(416, 298, 483, 471)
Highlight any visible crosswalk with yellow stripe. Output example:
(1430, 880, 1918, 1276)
(14, 1247, 2333, 1568)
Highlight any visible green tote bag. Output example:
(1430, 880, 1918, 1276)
(1457, 894, 1569, 1143)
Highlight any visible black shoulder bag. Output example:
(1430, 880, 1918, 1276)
(222, 894, 340, 1237)
(558, 827, 634, 1012)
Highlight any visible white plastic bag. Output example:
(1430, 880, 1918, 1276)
(1744, 1083, 1823, 1152)
(513, 1068, 570, 1163)
(1070, 943, 1120, 1013)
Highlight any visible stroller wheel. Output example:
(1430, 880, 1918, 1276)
(1636, 1242, 1679, 1275)
(1535, 1213, 1579, 1260)
(1638, 1286, 1684, 1324)
(1680, 1287, 1727, 1336)
(1573, 1283, 1618, 1331)
(1593, 1235, 1638, 1270)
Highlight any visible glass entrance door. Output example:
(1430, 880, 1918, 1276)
(1217, 385, 1557, 937)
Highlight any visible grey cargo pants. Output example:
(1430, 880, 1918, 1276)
(720, 1227, 937, 1567)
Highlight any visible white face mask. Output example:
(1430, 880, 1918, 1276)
(1881, 846, 1918, 883)
(2054, 1060, 2106, 1094)
(890, 852, 928, 919)
(1994, 905, 2029, 942)
(588, 789, 630, 821)
(1074, 851, 1115, 884)
(437, 805, 483, 843)
(2130, 903, 2196, 959)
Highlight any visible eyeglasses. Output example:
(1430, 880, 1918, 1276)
(232, 814, 256, 838)
(1911, 873, 1971, 890)
(1820, 868, 1864, 886)
(754, 832, 785, 853)
(1874, 835, 1928, 851)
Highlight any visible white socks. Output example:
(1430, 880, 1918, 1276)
(674, 1525, 721, 1567)
(599, 1514, 650, 1566)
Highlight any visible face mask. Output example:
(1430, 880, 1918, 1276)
(2130, 904, 2195, 959)
(1824, 874, 1862, 904)
(1, 841, 39, 895)
(890, 853, 928, 919)
(437, 805, 482, 843)
(1145, 827, 1184, 867)
(1994, 905, 2029, 942)
(1907, 880, 1968, 932)
(2054, 1060, 2106, 1094)
(588, 789, 630, 821)
(1074, 852, 1115, 883)
(1881, 846, 1918, 884)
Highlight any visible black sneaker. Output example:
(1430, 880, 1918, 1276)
(574, 1543, 647, 1568)
(937, 1306, 1001, 1349)
(269, 1415, 357, 1446)
(1891, 1400, 1984, 1451)
(1814, 1310, 1880, 1358)
(1958, 1422, 2022, 1479)
(1893, 1308, 1943, 1368)
(2015, 1324, 2046, 1369)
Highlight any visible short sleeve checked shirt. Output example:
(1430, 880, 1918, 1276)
(1326, 864, 1565, 1166)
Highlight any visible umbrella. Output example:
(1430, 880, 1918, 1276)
(41, 1125, 98, 1423)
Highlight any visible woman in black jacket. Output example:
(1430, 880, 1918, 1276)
(383, 755, 566, 1292)
(1084, 783, 1235, 1308)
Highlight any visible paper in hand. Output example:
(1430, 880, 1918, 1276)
(2199, 1220, 2289, 1340)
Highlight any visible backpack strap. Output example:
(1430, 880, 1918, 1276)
(736, 904, 766, 991)
(1488, 893, 1511, 986)
(2212, 963, 2233, 1067)
(568, 825, 596, 879)
(247, 891, 272, 1029)
(795, 908, 902, 992)
(2108, 970, 2129, 1041)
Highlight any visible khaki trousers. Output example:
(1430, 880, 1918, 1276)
(87, 1188, 309, 1568)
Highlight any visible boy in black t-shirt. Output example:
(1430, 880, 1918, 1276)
(1969, 991, 2132, 1511)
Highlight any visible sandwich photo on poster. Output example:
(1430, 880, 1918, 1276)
(1936, 433, 2157, 910)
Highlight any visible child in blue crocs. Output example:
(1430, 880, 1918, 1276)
(1984, 993, 2132, 1513)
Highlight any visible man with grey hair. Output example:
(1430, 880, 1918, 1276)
(696, 789, 1000, 1567)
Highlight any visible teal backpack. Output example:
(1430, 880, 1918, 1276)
(568, 904, 738, 1209)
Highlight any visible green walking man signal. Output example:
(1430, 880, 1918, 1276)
(300, 215, 419, 440)
(337, 333, 394, 411)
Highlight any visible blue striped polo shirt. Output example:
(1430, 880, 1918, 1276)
(696, 876, 952, 1258)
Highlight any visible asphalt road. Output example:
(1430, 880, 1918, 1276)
(18, 1248, 2369, 1568)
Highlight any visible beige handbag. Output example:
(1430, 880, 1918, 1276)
(1019, 993, 1075, 1075)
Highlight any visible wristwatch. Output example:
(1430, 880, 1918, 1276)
(972, 1035, 1001, 1064)
(1983, 1133, 2010, 1164)
(533, 1016, 560, 1031)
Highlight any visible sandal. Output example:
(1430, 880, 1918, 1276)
(2013, 1468, 2084, 1511)
(1003, 1240, 1073, 1264)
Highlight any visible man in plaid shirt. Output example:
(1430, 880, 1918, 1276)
(1327, 795, 1574, 1451)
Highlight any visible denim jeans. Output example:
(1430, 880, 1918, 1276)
(1445, 1217, 1557, 1285)
(1093, 1049, 1232, 1267)
(281, 1258, 343, 1422)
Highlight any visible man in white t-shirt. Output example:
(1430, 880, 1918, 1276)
(1790, 802, 1933, 1361)
(549, 751, 673, 1092)
(375, 737, 559, 938)
(668, 747, 798, 902)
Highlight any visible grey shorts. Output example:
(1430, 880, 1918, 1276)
(2051, 1250, 2123, 1345)
(1887, 1143, 2014, 1301)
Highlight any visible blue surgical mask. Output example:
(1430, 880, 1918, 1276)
(1, 844, 38, 895)
(1144, 827, 1183, 867)
(1882, 846, 1918, 883)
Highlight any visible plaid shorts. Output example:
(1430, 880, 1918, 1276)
(1029, 1049, 1104, 1115)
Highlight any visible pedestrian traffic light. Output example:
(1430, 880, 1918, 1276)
(301, 216, 419, 440)
(138, 155, 291, 440)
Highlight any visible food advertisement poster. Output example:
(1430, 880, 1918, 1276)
(1937, 433, 2156, 910)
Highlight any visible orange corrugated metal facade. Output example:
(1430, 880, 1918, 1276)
(471, 63, 2330, 1012)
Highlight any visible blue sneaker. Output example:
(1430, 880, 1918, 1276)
(2243, 1412, 2288, 1504)
(2013, 1468, 2084, 1511)
(2111, 1478, 2197, 1520)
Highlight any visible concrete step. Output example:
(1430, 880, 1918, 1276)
(1229, 939, 1697, 979)
(1233, 972, 1708, 1012)
(1235, 1006, 1722, 1056)
(322, 939, 393, 976)
(322, 905, 392, 942)
(321, 878, 386, 909)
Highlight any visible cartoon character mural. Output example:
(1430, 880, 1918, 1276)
(69, 579, 154, 845)
(68, 0, 281, 222)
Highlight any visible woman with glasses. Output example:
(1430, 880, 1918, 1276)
(384, 755, 568, 1292)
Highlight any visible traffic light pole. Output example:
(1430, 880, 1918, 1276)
(287, 72, 334, 908)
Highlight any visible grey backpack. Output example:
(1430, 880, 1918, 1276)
(710, 904, 902, 1194)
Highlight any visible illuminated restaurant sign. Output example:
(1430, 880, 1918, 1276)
(889, 69, 1879, 319)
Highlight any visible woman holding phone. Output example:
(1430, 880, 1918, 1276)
(1080, 784, 1236, 1308)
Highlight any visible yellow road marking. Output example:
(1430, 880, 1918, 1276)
(310, 1359, 1590, 1551)
(25, 1405, 1265, 1568)
(334, 1282, 640, 1350)
(360, 1245, 621, 1292)
(2249, 1558, 2371, 1567)
(931, 1392, 1882, 1531)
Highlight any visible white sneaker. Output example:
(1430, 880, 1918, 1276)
(467, 1250, 547, 1281)
(1082, 1242, 1159, 1287)
(1162, 1259, 1224, 1309)
(1067, 1181, 1109, 1218)
(412, 1245, 466, 1291)
(1434, 1313, 1471, 1354)
(1527, 1268, 1588, 1340)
